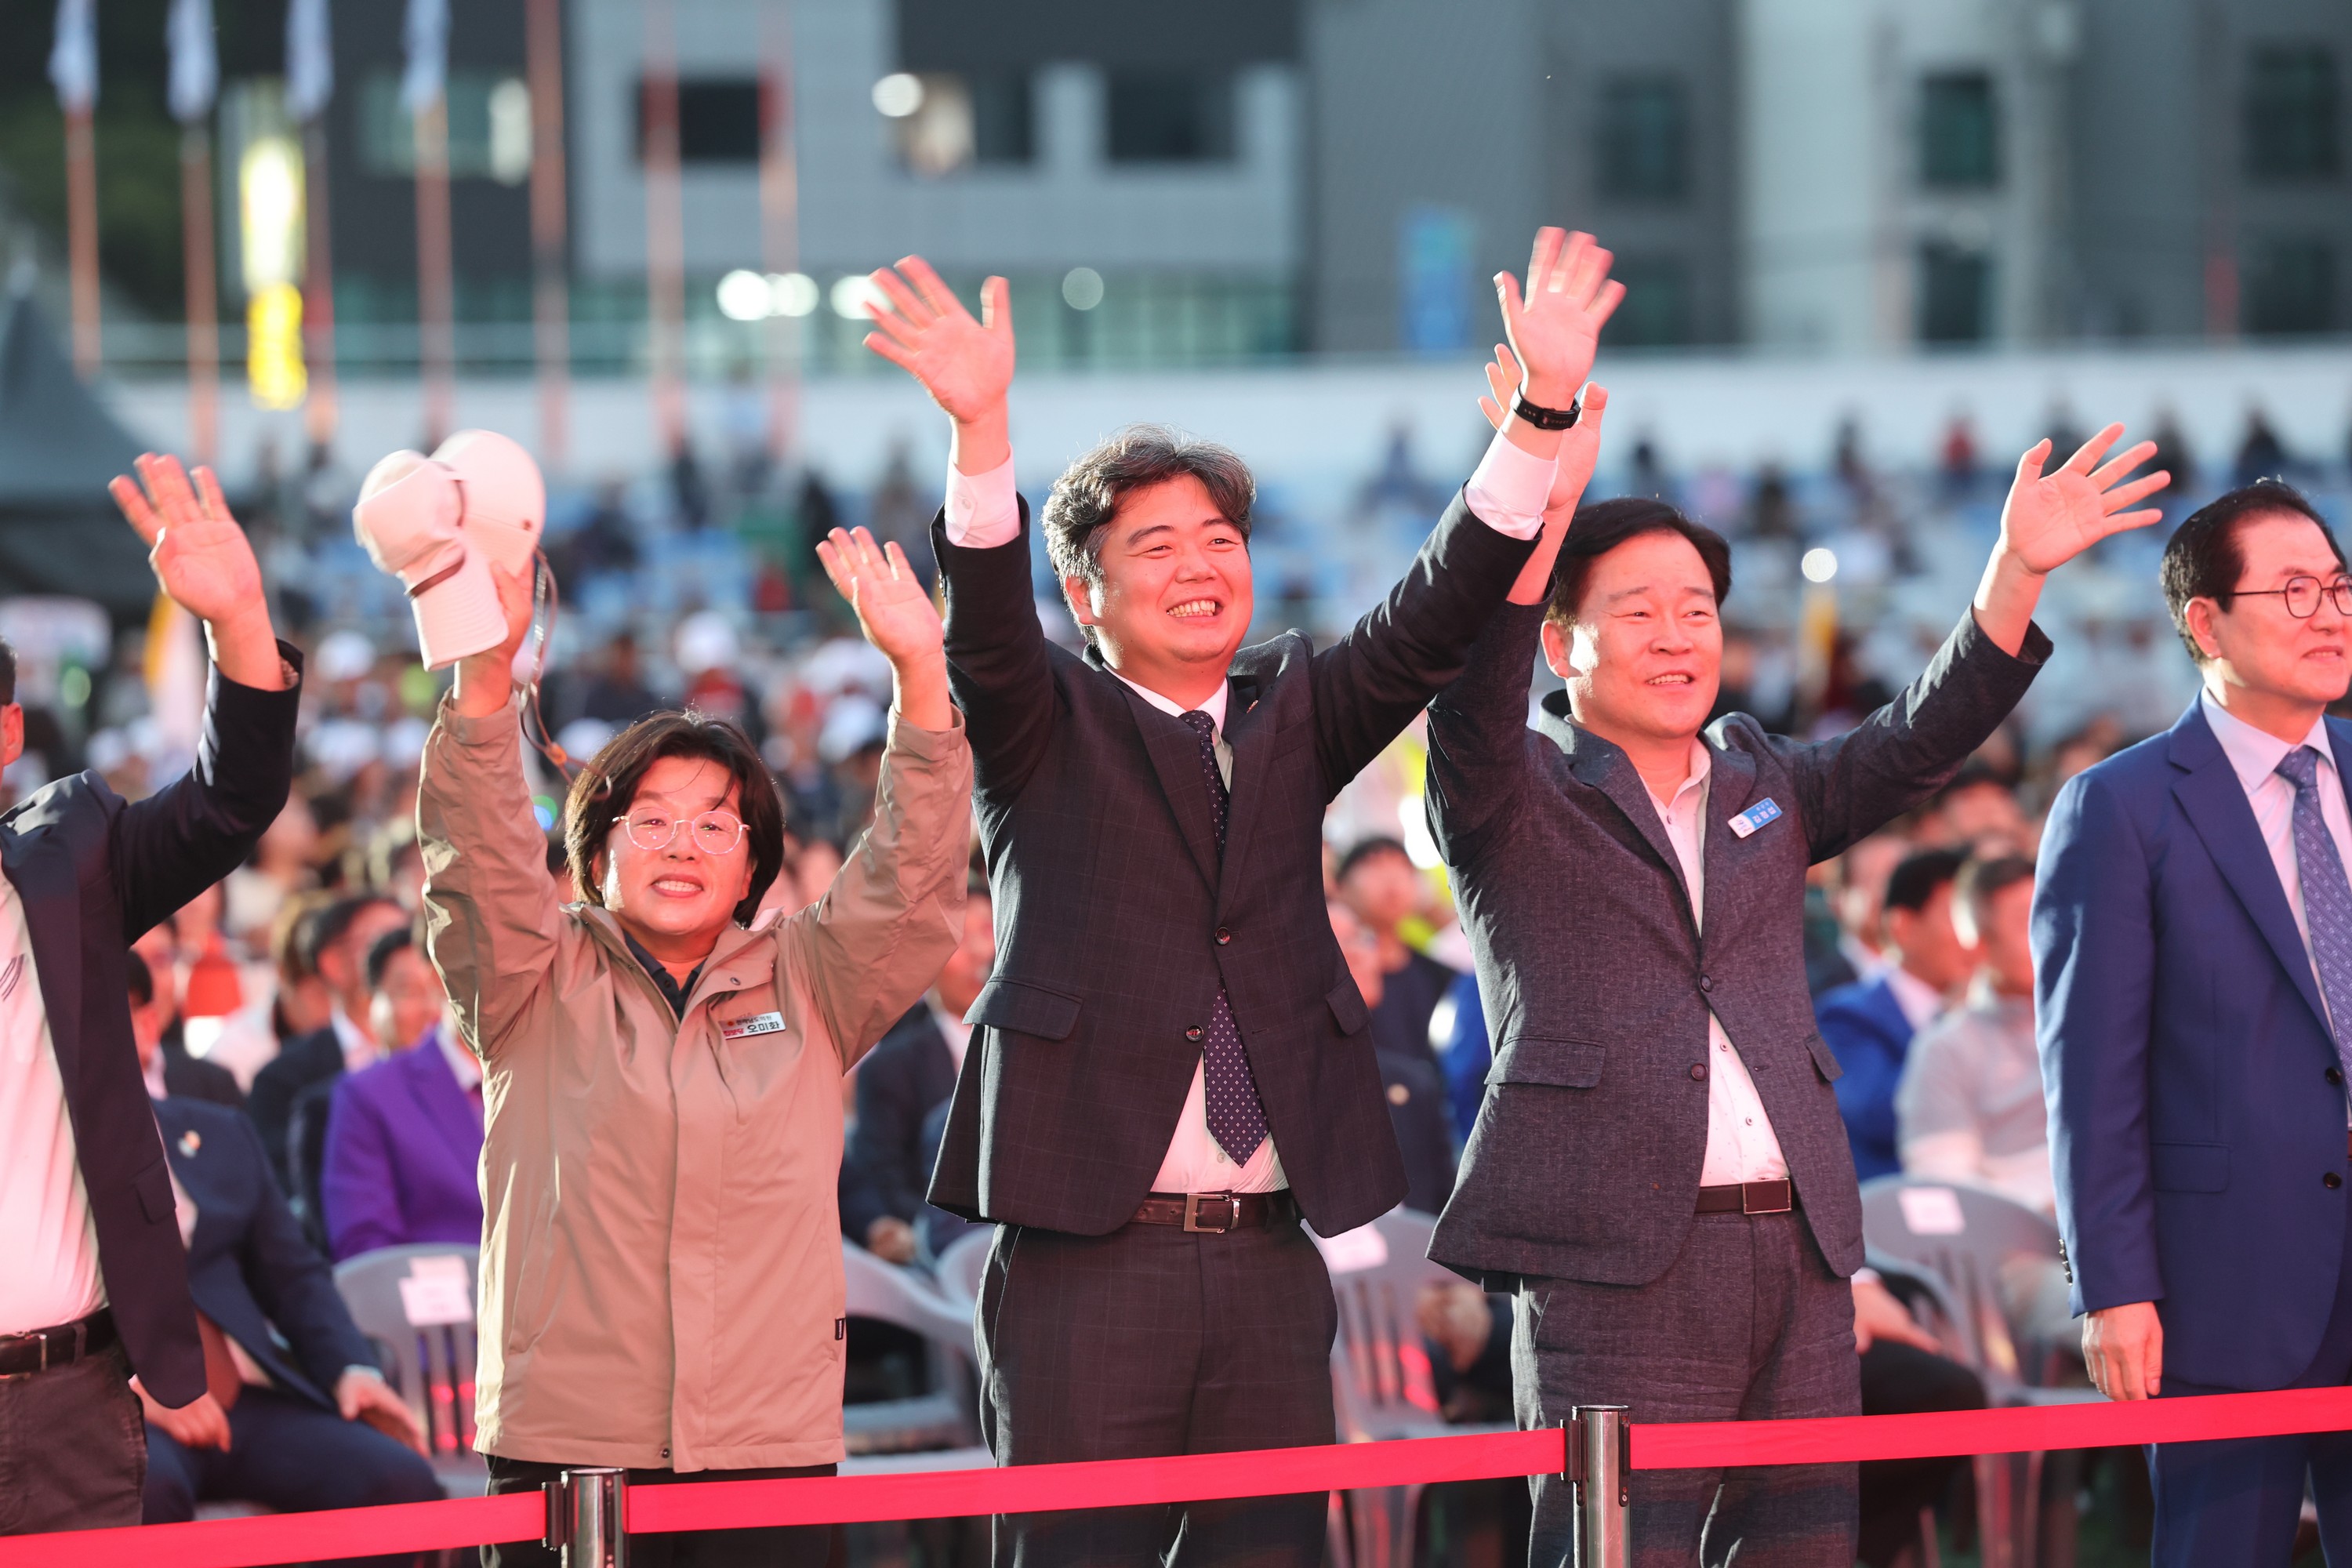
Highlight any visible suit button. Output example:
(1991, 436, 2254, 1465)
(1185, 1025, 1205, 1042)
(1690, 1064, 1707, 1081)
(1698, 975, 1712, 993)
(2328, 1173, 2343, 1190)
(1215, 927, 1232, 946)
(2329, 1067, 2345, 1086)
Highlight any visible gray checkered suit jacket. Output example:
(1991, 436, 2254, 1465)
(1425, 601, 2047, 1287)
(927, 494, 1535, 1237)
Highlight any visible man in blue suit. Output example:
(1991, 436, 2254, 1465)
(2038, 480, 2352, 1563)
(1815, 848, 1970, 1180)
(133, 978, 440, 1523)
(319, 927, 483, 1261)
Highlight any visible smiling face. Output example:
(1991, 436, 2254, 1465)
(2188, 511, 2352, 716)
(1541, 529, 1724, 752)
(371, 944, 446, 1052)
(597, 755, 757, 964)
(1065, 475, 1254, 697)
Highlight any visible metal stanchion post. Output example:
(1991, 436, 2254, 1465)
(544, 1466, 630, 1568)
(1570, 1404, 1631, 1568)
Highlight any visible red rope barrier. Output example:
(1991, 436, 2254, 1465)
(5, 1387, 2350, 1566)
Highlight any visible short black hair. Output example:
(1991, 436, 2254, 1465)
(1883, 848, 1967, 916)
(126, 950, 154, 1007)
(1545, 497, 1733, 627)
(299, 891, 406, 972)
(1041, 425, 1255, 593)
(364, 924, 416, 993)
(1335, 836, 1412, 884)
(564, 709, 787, 927)
(1957, 854, 2036, 923)
(2159, 480, 2343, 662)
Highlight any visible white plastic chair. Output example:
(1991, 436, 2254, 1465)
(840, 1240, 991, 1471)
(332, 1243, 489, 1496)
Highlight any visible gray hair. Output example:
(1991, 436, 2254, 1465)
(1040, 424, 1255, 591)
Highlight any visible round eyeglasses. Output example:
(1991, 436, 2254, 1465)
(619, 809, 747, 855)
(2234, 575, 2352, 619)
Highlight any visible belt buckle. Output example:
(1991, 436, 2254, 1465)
(1184, 1191, 1240, 1234)
(1742, 1181, 1791, 1216)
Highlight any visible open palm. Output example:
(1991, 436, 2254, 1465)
(1496, 229, 1624, 401)
(1479, 344, 1610, 512)
(1999, 425, 2169, 575)
(863, 257, 1014, 425)
(108, 454, 264, 623)
(817, 526, 942, 669)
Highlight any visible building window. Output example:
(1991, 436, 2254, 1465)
(1107, 70, 1235, 163)
(1918, 242, 1992, 342)
(885, 71, 1033, 176)
(1596, 76, 1690, 203)
(1919, 71, 1998, 189)
(2245, 238, 2336, 335)
(2245, 45, 2340, 182)
(1602, 256, 1692, 347)
(636, 78, 763, 165)
(358, 72, 532, 183)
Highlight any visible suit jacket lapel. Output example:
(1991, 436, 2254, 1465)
(2169, 706, 2332, 1035)
(1216, 676, 1272, 907)
(1544, 702, 1694, 921)
(0, 824, 82, 1080)
(1099, 663, 1223, 893)
(1699, 742, 1762, 918)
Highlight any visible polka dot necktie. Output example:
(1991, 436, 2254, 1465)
(1181, 710, 1269, 1165)
(2276, 746, 2352, 1079)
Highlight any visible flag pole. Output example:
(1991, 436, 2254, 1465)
(758, 9, 800, 473)
(526, 0, 572, 472)
(49, 0, 102, 379)
(180, 126, 220, 464)
(642, 0, 688, 456)
(404, 0, 455, 448)
(287, 0, 338, 458)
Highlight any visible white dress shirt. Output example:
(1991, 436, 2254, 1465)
(1881, 964, 1948, 1034)
(332, 1004, 381, 1075)
(2201, 689, 2352, 989)
(0, 876, 107, 1334)
(1642, 741, 1791, 1186)
(927, 1000, 975, 1073)
(945, 430, 1558, 1196)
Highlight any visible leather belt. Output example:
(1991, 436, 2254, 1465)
(1131, 1190, 1296, 1234)
(0, 1309, 116, 1378)
(1695, 1180, 1798, 1216)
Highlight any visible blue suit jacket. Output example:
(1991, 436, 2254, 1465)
(1814, 974, 1918, 1182)
(319, 1031, 484, 1262)
(2037, 701, 2352, 1390)
(153, 1098, 377, 1410)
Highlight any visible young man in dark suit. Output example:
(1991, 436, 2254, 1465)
(2039, 483, 2352, 1563)
(0, 456, 302, 1534)
(858, 230, 1621, 1566)
(1425, 365, 2163, 1565)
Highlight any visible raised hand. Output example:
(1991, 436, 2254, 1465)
(1479, 343, 1611, 515)
(1494, 229, 1624, 408)
(817, 526, 952, 731)
(1998, 423, 2169, 575)
(864, 258, 1014, 429)
(109, 453, 284, 690)
(110, 455, 265, 628)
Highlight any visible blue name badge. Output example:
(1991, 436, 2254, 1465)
(1728, 797, 1782, 840)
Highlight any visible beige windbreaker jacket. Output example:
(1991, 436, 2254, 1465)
(416, 699, 971, 1472)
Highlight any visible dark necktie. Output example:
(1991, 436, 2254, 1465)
(1179, 710, 1269, 1166)
(2277, 746, 2352, 1081)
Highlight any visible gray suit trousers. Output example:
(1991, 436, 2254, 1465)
(977, 1216, 1337, 1567)
(1513, 1211, 1860, 1567)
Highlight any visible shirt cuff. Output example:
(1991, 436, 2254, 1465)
(1461, 430, 1558, 541)
(944, 455, 1021, 549)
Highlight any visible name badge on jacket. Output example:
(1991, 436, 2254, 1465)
(1728, 798, 1782, 840)
(720, 1011, 788, 1040)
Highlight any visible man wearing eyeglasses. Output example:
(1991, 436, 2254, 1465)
(2038, 480, 2352, 1563)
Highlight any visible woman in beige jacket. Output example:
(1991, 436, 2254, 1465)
(417, 529, 971, 1568)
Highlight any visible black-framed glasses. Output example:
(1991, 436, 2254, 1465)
(2234, 575, 2352, 619)
(619, 810, 747, 855)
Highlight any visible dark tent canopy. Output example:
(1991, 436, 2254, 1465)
(0, 292, 158, 624)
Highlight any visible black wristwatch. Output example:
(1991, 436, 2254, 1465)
(1509, 390, 1581, 430)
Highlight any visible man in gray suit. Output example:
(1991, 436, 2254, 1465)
(1425, 368, 2167, 1565)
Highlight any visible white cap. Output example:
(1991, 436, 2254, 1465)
(433, 430, 545, 576)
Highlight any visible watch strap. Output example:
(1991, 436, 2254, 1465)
(1508, 390, 1581, 431)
